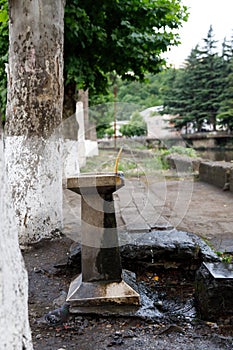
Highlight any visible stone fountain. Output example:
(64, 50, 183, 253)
(66, 172, 140, 313)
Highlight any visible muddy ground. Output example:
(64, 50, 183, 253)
(23, 178, 233, 350)
(24, 237, 233, 350)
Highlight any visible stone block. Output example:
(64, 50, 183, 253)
(195, 262, 233, 320)
(120, 230, 219, 270)
(199, 161, 233, 189)
(166, 155, 201, 173)
(230, 168, 233, 193)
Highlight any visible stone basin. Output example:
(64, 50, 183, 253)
(67, 172, 124, 195)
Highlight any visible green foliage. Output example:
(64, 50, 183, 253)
(194, 26, 223, 131)
(155, 145, 198, 170)
(0, 0, 8, 121)
(162, 66, 195, 129)
(160, 145, 198, 158)
(96, 122, 112, 139)
(216, 251, 233, 263)
(163, 26, 230, 132)
(105, 127, 114, 137)
(0, 0, 188, 122)
(217, 55, 233, 131)
(120, 111, 147, 137)
(116, 73, 167, 108)
(0, 4, 7, 22)
(64, 0, 188, 97)
(90, 102, 144, 138)
(81, 148, 163, 176)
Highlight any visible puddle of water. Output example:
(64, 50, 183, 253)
(123, 268, 197, 322)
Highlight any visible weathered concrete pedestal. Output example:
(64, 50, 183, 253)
(66, 173, 140, 312)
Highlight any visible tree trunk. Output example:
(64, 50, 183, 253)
(63, 82, 77, 120)
(0, 133, 33, 349)
(5, 0, 65, 244)
(78, 89, 90, 139)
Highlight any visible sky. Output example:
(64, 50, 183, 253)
(165, 0, 233, 67)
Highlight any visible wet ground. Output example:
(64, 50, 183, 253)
(24, 145, 233, 349)
(23, 235, 233, 350)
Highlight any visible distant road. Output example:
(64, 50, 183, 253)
(140, 106, 183, 144)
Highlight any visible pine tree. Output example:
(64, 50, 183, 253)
(162, 68, 191, 131)
(183, 45, 205, 132)
(217, 33, 233, 131)
(163, 47, 204, 132)
(164, 26, 225, 132)
(194, 26, 223, 131)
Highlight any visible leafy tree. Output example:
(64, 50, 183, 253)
(90, 101, 143, 138)
(116, 73, 165, 108)
(64, 0, 188, 93)
(0, 0, 188, 120)
(105, 127, 114, 138)
(63, 0, 188, 115)
(90, 103, 114, 138)
(120, 110, 147, 137)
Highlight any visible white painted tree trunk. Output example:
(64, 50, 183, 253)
(5, 1, 65, 244)
(0, 134, 33, 349)
(78, 89, 90, 139)
(76, 101, 86, 168)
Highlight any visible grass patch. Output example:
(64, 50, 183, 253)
(81, 145, 199, 177)
(158, 145, 199, 158)
(81, 148, 164, 177)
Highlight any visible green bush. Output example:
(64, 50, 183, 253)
(120, 111, 147, 137)
(160, 145, 198, 158)
(156, 146, 199, 170)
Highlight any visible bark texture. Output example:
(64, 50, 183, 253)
(5, 0, 65, 244)
(0, 134, 33, 349)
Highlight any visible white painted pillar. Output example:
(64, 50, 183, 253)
(76, 101, 86, 168)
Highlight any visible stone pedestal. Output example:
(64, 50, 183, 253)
(66, 173, 140, 310)
(195, 262, 233, 320)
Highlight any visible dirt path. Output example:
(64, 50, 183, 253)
(148, 177, 233, 253)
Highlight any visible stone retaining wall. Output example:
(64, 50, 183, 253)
(166, 154, 233, 192)
(199, 161, 233, 191)
(231, 170, 233, 192)
(165, 154, 202, 173)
